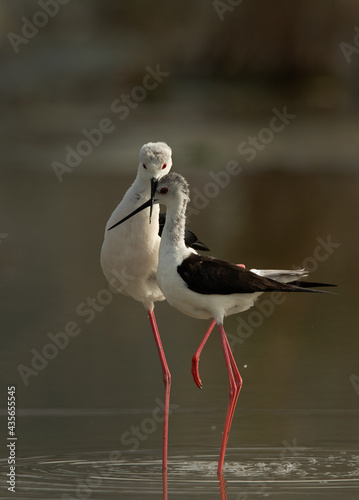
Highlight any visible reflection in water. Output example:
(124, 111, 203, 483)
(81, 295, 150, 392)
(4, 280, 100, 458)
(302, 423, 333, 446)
(1, 448, 358, 499)
(217, 473, 227, 500)
(163, 468, 168, 500)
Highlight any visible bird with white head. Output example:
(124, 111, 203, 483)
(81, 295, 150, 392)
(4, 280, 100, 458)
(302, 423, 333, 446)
(109, 171, 335, 474)
(100, 143, 211, 472)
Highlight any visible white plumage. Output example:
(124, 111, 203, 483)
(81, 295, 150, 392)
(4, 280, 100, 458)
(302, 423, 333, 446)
(100, 143, 213, 473)
(101, 142, 172, 310)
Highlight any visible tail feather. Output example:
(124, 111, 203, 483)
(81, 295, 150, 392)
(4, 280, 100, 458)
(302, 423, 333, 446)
(251, 268, 336, 294)
(251, 268, 308, 283)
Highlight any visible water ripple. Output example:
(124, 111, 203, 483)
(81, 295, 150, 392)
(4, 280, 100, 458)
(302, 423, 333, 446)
(0, 448, 358, 499)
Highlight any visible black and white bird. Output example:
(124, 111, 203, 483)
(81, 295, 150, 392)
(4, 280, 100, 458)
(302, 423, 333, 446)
(109, 171, 335, 475)
(100, 143, 211, 471)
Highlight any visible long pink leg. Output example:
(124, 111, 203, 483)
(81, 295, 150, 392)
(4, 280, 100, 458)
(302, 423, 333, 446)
(191, 319, 216, 388)
(148, 309, 171, 471)
(217, 323, 242, 475)
(191, 264, 245, 390)
(223, 333, 242, 434)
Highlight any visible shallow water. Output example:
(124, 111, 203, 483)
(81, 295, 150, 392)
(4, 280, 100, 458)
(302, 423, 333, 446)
(1, 444, 359, 499)
(1, 170, 359, 499)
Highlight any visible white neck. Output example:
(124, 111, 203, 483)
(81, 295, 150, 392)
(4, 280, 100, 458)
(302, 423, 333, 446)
(133, 170, 151, 196)
(160, 193, 191, 258)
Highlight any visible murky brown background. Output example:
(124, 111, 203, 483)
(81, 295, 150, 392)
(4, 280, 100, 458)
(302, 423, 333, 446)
(1, 1, 359, 498)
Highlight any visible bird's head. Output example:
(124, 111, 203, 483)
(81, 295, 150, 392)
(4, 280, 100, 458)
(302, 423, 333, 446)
(139, 142, 172, 179)
(153, 172, 190, 209)
(139, 142, 172, 221)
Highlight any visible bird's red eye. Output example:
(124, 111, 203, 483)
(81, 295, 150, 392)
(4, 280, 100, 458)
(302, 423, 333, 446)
(162, 163, 167, 169)
(143, 164, 146, 169)
(160, 187, 168, 194)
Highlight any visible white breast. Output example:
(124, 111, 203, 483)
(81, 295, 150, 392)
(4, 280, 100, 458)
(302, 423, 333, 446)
(101, 192, 165, 309)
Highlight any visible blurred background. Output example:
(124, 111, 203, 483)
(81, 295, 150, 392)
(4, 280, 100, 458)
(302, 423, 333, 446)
(1, 1, 359, 498)
(2, 0, 359, 173)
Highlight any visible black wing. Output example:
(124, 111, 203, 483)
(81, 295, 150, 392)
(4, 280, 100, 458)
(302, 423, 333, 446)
(158, 213, 209, 251)
(177, 254, 333, 295)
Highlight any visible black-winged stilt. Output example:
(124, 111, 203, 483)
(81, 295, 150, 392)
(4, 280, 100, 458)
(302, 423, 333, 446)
(109, 171, 335, 474)
(100, 143, 211, 471)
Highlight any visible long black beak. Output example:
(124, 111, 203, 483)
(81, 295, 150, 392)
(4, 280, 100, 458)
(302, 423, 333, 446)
(107, 197, 155, 231)
(149, 177, 158, 224)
